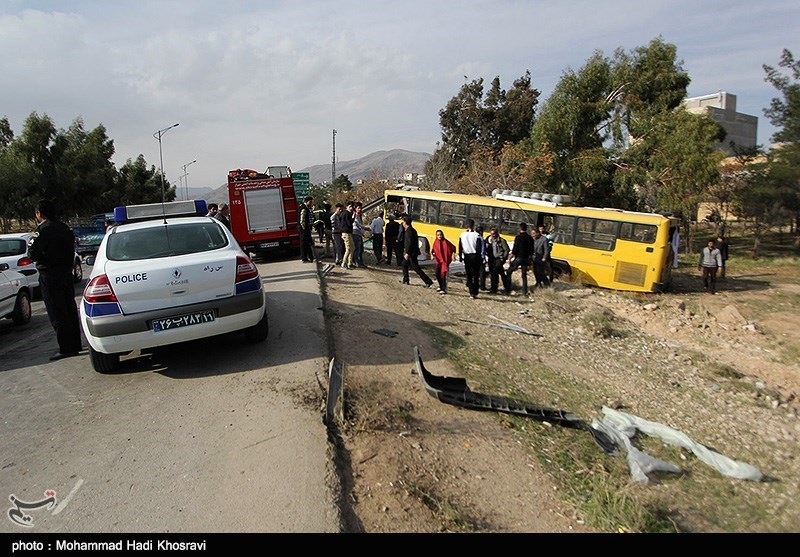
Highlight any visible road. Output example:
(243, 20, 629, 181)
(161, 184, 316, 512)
(0, 257, 339, 533)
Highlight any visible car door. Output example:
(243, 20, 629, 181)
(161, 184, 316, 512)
(0, 268, 15, 317)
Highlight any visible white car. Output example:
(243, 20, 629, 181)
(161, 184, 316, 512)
(80, 200, 268, 373)
(0, 264, 32, 326)
(0, 233, 84, 292)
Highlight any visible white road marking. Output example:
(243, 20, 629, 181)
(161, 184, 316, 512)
(52, 478, 84, 515)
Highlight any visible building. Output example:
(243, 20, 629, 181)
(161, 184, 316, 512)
(683, 92, 758, 155)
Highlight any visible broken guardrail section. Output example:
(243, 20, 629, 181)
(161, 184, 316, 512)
(413, 346, 615, 453)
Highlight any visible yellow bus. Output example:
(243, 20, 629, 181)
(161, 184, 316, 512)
(383, 188, 680, 293)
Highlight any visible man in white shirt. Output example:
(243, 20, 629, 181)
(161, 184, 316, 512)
(370, 213, 385, 264)
(458, 219, 483, 299)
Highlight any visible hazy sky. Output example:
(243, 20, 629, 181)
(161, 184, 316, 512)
(1, 0, 798, 188)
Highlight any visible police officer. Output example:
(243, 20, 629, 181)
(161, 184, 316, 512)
(28, 199, 84, 360)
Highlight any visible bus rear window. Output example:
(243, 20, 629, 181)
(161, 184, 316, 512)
(620, 222, 657, 244)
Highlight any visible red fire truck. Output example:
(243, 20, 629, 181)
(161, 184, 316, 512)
(227, 166, 300, 256)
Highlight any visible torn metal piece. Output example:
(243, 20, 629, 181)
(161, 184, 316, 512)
(458, 318, 542, 336)
(414, 346, 615, 453)
(372, 328, 398, 338)
(325, 358, 345, 426)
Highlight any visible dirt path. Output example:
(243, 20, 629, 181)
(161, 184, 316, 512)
(321, 255, 800, 532)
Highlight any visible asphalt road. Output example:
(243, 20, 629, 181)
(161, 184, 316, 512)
(0, 257, 339, 533)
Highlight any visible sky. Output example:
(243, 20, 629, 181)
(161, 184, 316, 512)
(1, 0, 798, 190)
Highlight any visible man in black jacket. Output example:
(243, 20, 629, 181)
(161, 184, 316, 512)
(330, 203, 346, 265)
(384, 214, 400, 266)
(28, 200, 83, 360)
(299, 196, 315, 263)
(506, 222, 534, 296)
(486, 227, 511, 293)
(401, 216, 433, 287)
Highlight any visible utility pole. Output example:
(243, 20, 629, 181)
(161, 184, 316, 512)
(332, 129, 337, 185)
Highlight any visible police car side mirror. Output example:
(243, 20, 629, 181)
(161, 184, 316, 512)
(0, 263, 8, 271)
(85, 256, 95, 266)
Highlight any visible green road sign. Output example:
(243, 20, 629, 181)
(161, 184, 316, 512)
(293, 172, 310, 198)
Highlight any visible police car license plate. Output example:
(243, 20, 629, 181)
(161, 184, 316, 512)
(260, 242, 279, 248)
(152, 310, 215, 332)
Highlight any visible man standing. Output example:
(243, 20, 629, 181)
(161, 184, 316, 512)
(715, 234, 729, 279)
(532, 227, 551, 288)
(475, 225, 488, 291)
(215, 203, 231, 230)
(486, 227, 510, 293)
(28, 200, 83, 360)
(352, 202, 366, 267)
(539, 225, 555, 284)
(402, 216, 434, 288)
(384, 214, 399, 266)
(506, 222, 534, 296)
(341, 201, 355, 269)
(370, 212, 385, 264)
(698, 239, 723, 294)
(299, 196, 315, 263)
(458, 219, 483, 299)
(205, 203, 218, 218)
(331, 203, 346, 265)
(322, 203, 333, 259)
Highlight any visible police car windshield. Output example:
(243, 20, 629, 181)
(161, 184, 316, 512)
(106, 222, 228, 261)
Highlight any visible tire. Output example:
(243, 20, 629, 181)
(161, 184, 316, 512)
(244, 310, 269, 342)
(90, 347, 120, 373)
(73, 258, 83, 283)
(11, 290, 31, 325)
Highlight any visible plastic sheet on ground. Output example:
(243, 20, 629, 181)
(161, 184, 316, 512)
(593, 406, 763, 483)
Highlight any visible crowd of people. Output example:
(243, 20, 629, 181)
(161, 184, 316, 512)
(300, 199, 554, 298)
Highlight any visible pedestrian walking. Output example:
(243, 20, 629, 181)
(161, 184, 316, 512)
(486, 227, 511, 293)
(699, 239, 723, 294)
(458, 219, 483, 299)
(401, 216, 434, 288)
(28, 199, 83, 360)
(394, 213, 407, 267)
(432, 230, 457, 294)
(506, 222, 534, 296)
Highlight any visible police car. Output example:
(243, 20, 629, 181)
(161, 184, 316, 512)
(80, 200, 268, 373)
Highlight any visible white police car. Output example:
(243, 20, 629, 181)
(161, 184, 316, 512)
(80, 200, 268, 373)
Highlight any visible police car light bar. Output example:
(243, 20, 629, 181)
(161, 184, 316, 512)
(114, 200, 208, 223)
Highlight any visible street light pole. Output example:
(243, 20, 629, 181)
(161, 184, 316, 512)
(182, 159, 197, 200)
(153, 123, 179, 204)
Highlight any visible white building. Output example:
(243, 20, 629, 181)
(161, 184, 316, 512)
(683, 92, 758, 155)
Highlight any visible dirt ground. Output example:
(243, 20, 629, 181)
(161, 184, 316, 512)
(320, 248, 800, 532)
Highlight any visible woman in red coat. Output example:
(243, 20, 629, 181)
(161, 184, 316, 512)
(432, 229, 457, 294)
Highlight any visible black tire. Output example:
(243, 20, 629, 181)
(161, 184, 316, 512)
(11, 290, 31, 325)
(244, 310, 269, 342)
(73, 258, 83, 283)
(90, 347, 120, 373)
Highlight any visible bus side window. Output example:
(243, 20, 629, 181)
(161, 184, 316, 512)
(500, 208, 530, 235)
(552, 215, 575, 244)
(409, 199, 439, 224)
(541, 214, 555, 233)
(439, 201, 467, 228)
(576, 218, 618, 251)
(469, 204, 499, 231)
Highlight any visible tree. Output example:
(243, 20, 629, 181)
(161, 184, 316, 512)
(108, 155, 174, 207)
(331, 173, 352, 192)
(436, 72, 539, 175)
(763, 49, 800, 242)
(526, 51, 617, 204)
(0, 143, 36, 232)
(56, 118, 117, 217)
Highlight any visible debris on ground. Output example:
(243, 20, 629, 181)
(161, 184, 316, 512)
(372, 328, 399, 338)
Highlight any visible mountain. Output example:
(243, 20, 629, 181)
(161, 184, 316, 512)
(200, 149, 432, 205)
(298, 149, 430, 185)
